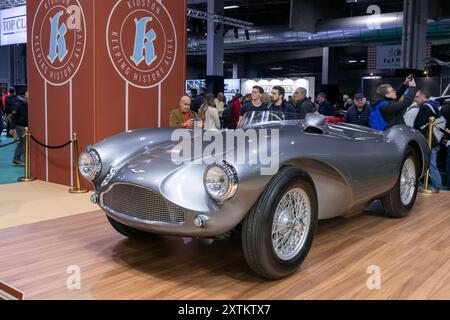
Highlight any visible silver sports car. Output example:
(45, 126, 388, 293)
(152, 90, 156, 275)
(79, 112, 430, 279)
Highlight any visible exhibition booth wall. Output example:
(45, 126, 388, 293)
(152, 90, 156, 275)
(186, 77, 315, 102)
(27, 0, 187, 187)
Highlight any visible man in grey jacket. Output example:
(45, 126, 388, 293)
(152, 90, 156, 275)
(292, 87, 314, 119)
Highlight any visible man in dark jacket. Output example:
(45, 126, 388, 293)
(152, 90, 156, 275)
(4, 87, 21, 138)
(316, 92, 335, 116)
(413, 89, 444, 189)
(191, 87, 206, 113)
(371, 75, 417, 130)
(345, 93, 370, 127)
(10, 90, 28, 166)
(441, 100, 450, 189)
(268, 86, 297, 120)
(292, 87, 314, 119)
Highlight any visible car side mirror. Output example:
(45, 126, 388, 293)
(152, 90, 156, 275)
(304, 113, 325, 134)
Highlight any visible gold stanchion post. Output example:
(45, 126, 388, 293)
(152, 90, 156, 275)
(419, 116, 439, 195)
(18, 127, 36, 182)
(69, 133, 88, 194)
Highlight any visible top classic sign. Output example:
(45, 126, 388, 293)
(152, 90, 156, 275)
(32, 0, 86, 86)
(107, 0, 177, 88)
(1, 5, 27, 46)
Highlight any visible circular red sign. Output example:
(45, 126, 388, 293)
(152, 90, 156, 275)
(107, 0, 177, 88)
(32, 0, 86, 86)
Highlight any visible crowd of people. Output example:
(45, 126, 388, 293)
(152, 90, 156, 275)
(169, 76, 450, 190)
(1, 79, 449, 190)
(0, 87, 29, 167)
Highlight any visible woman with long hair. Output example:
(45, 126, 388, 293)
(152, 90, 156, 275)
(199, 93, 220, 130)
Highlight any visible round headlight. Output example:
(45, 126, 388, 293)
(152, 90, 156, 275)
(204, 162, 238, 202)
(79, 150, 101, 181)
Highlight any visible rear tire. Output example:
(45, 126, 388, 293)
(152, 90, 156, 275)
(382, 146, 419, 218)
(107, 216, 153, 238)
(242, 167, 318, 280)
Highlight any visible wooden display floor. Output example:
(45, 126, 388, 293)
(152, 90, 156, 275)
(0, 194, 449, 300)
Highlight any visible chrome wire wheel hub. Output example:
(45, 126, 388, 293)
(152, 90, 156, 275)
(400, 158, 416, 206)
(272, 188, 311, 261)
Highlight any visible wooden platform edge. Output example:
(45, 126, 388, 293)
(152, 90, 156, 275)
(0, 281, 24, 300)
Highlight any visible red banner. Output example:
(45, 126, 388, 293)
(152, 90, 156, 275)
(28, 0, 187, 187)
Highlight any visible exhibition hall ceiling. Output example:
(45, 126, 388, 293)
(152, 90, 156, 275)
(0, 0, 24, 10)
(187, 0, 407, 27)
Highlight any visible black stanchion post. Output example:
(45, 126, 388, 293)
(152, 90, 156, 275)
(18, 127, 36, 183)
(69, 132, 88, 194)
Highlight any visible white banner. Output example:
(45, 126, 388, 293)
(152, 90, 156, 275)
(376, 45, 402, 70)
(224, 79, 241, 102)
(241, 78, 314, 99)
(1, 5, 27, 46)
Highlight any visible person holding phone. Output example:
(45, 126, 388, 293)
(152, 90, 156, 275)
(370, 74, 417, 130)
(169, 96, 199, 129)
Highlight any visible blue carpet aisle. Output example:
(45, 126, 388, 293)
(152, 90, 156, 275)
(0, 133, 24, 185)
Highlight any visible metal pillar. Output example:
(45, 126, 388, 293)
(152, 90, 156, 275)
(321, 47, 339, 104)
(206, 0, 224, 95)
(401, 0, 428, 70)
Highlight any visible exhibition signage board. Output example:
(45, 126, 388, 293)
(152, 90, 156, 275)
(224, 79, 241, 102)
(376, 45, 402, 70)
(0, 5, 27, 46)
(28, 0, 186, 187)
(186, 79, 241, 102)
(241, 78, 315, 99)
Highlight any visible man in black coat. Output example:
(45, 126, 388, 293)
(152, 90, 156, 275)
(191, 87, 207, 113)
(345, 93, 370, 127)
(268, 86, 297, 120)
(10, 90, 28, 166)
(439, 100, 450, 189)
(4, 87, 21, 138)
(316, 92, 335, 116)
(292, 87, 314, 119)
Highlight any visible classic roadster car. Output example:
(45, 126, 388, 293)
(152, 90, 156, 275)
(79, 112, 430, 279)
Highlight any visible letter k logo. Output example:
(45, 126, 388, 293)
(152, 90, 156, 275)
(130, 17, 157, 67)
(48, 11, 68, 64)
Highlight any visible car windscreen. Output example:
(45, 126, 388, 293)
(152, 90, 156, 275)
(237, 111, 300, 129)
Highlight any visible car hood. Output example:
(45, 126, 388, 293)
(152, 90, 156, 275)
(101, 132, 234, 192)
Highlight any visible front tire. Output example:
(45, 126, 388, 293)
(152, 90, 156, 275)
(242, 168, 318, 280)
(382, 146, 419, 218)
(107, 216, 153, 238)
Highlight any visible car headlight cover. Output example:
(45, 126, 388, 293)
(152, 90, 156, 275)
(79, 150, 101, 181)
(204, 162, 238, 202)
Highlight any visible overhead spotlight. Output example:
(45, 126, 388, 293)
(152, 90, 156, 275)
(245, 29, 250, 40)
(234, 27, 239, 39)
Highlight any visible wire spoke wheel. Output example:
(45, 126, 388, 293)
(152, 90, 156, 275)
(400, 158, 416, 206)
(271, 188, 311, 261)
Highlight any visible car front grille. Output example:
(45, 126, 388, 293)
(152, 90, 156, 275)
(101, 183, 185, 224)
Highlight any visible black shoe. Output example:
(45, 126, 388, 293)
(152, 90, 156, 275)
(11, 161, 24, 167)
